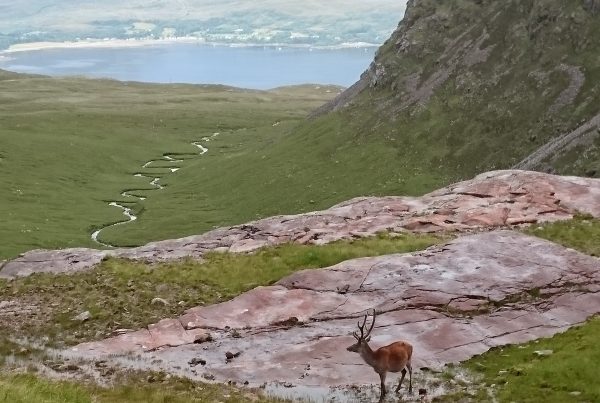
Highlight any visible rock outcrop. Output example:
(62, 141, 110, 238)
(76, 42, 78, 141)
(70, 231, 600, 394)
(2, 170, 599, 279)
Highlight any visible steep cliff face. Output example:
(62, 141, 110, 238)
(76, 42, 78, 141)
(310, 0, 600, 178)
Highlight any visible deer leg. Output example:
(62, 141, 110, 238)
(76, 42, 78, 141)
(407, 362, 413, 394)
(396, 368, 407, 393)
(378, 372, 387, 401)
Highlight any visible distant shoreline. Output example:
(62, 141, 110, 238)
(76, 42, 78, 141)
(1, 38, 379, 54)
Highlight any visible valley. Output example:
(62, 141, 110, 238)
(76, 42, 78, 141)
(0, 70, 341, 258)
(1, 1, 600, 402)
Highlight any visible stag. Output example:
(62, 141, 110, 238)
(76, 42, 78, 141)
(346, 310, 413, 401)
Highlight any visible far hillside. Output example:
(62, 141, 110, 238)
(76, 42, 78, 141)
(2, 0, 600, 257)
(308, 0, 600, 179)
(0, 70, 339, 258)
(107, 0, 600, 248)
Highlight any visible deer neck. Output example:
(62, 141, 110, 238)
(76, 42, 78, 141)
(359, 342, 378, 368)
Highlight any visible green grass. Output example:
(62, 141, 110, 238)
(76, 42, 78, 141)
(3, 1, 600, 260)
(0, 232, 443, 346)
(0, 372, 283, 403)
(526, 215, 600, 257)
(0, 72, 340, 258)
(434, 218, 600, 402)
(99, 113, 449, 247)
(438, 317, 600, 402)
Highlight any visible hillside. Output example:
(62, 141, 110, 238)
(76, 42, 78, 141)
(309, 0, 600, 177)
(1, 170, 599, 402)
(0, 71, 339, 258)
(107, 0, 600, 249)
(3, 0, 600, 257)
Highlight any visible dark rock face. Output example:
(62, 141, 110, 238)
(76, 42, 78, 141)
(70, 231, 600, 389)
(2, 170, 599, 279)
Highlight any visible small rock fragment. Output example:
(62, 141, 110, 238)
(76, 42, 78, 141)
(193, 333, 212, 344)
(225, 351, 241, 360)
(72, 311, 91, 322)
(533, 350, 553, 356)
(188, 357, 207, 367)
(113, 329, 133, 335)
(151, 297, 169, 306)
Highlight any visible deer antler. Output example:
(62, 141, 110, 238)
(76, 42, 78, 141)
(354, 309, 377, 340)
(365, 309, 376, 339)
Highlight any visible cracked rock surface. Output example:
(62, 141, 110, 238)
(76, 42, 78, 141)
(70, 231, 600, 389)
(2, 170, 599, 279)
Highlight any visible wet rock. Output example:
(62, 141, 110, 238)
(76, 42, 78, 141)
(72, 311, 91, 322)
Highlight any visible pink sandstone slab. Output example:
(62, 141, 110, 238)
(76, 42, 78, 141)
(69, 231, 600, 391)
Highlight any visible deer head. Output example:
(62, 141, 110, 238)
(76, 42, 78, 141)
(347, 309, 376, 352)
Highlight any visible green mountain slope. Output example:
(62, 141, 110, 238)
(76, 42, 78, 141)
(115, 0, 600, 248)
(0, 71, 339, 257)
(3, 0, 600, 255)
(310, 0, 600, 178)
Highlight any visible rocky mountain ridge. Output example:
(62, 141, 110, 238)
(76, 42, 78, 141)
(308, 0, 600, 179)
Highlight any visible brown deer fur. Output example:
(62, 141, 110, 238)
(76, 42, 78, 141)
(346, 310, 413, 401)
